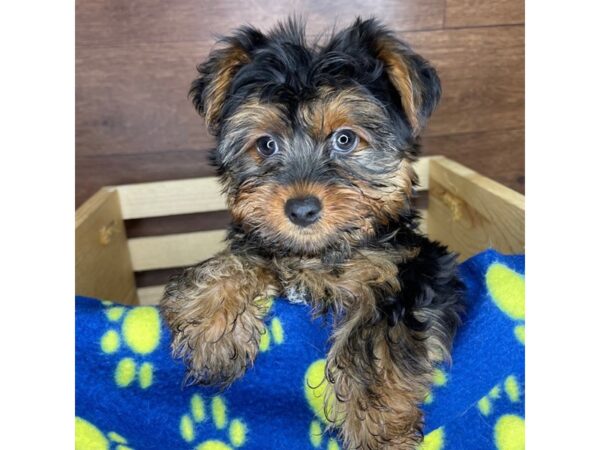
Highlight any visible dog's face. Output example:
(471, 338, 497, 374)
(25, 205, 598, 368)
(191, 18, 441, 256)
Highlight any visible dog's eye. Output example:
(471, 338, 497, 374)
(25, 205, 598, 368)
(331, 129, 358, 154)
(256, 136, 279, 157)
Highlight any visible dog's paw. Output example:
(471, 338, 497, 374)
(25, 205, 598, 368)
(178, 326, 262, 388)
(160, 256, 274, 387)
(169, 295, 275, 388)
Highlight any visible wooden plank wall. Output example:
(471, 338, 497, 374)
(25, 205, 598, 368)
(76, 0, 524, 209)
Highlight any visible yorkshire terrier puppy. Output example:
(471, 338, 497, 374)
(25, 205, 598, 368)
(161, 18, 463, 449)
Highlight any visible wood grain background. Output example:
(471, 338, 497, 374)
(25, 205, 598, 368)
(76, 0, 524, 208)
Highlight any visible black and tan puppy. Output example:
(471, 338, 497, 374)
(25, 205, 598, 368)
(161, 18, 463, 449)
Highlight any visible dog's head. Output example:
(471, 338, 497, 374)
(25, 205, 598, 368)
(190, 18, 441, 256)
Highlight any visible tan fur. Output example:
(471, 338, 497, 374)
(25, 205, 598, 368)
(376, 40, 423, 133)
(351, 159, 416, 225)
(231, 180, 374, 254)
(272, 249, 411, 310)
(162, 243, 441, 448)
(161, 251, 277, 386)
(203, 46, 251, 133)
(273, 249, 432, 449)
(327, 324, 431, 449)
(221, 98, 291, 162)
(300, 88, 383, 146)
(225, 98, 289, 140)
(230, 161, 414, 255)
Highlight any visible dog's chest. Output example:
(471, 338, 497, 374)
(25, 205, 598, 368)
(273, 259, 328, 306)
(272, 250, 411, 307)
(282, 285, 309, 305)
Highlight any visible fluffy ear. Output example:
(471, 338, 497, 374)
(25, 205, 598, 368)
(330, 18, 441, 135)
(190, 27, 265, 135)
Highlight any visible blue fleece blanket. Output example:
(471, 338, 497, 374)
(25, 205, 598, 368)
(75, 249, 525, 450)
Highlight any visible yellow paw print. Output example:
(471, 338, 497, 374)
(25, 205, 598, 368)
(477, 374, 522, 417)
(100, 305, 161, 388)
(75, 417, 133, 450)
(259, 316, 284, 352)
(494, 414, 525, 450)
(424, 368, 449, 405)
(418, 370, 448, 449)
(180, 393, 248, 450)
(255, 296, 285, 352)
(418, 427, 445, 450)
(486, 263, 525, 345)
(304, 359, 341, 450)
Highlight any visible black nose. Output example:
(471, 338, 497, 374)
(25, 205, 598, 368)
(284, 196, 322, 227)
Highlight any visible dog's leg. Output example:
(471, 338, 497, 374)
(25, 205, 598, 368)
(321, 244, 463, 449)
(160, 251, 277, 387)
(286, 252, 428, 448)
(324, 311, 430, 449)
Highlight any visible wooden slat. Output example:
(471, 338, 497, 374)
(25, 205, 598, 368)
(412, 158, 429, 192)
(116, 177, 225, 219)
(419, 209, 428, 235)
(75, 149, 215, 208)
(115, 157, 431, 220)
(427, 156, 524, 260)
(128, 229, 228, 271)
(76, 188, 138, 304)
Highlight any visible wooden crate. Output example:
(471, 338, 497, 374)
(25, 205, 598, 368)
(75, 156, 525, 306)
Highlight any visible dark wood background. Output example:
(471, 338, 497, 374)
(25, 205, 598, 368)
(76, 0, 524, 208)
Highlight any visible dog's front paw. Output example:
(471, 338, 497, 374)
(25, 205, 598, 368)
(160, 254, 272, 387)
(172, 312, 264, 388)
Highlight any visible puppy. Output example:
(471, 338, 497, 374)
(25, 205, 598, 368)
(161, 18, 463, 449)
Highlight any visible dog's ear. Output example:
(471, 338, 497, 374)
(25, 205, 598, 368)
(328, 18, 441, 135)
(190, 27, 266, 135)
